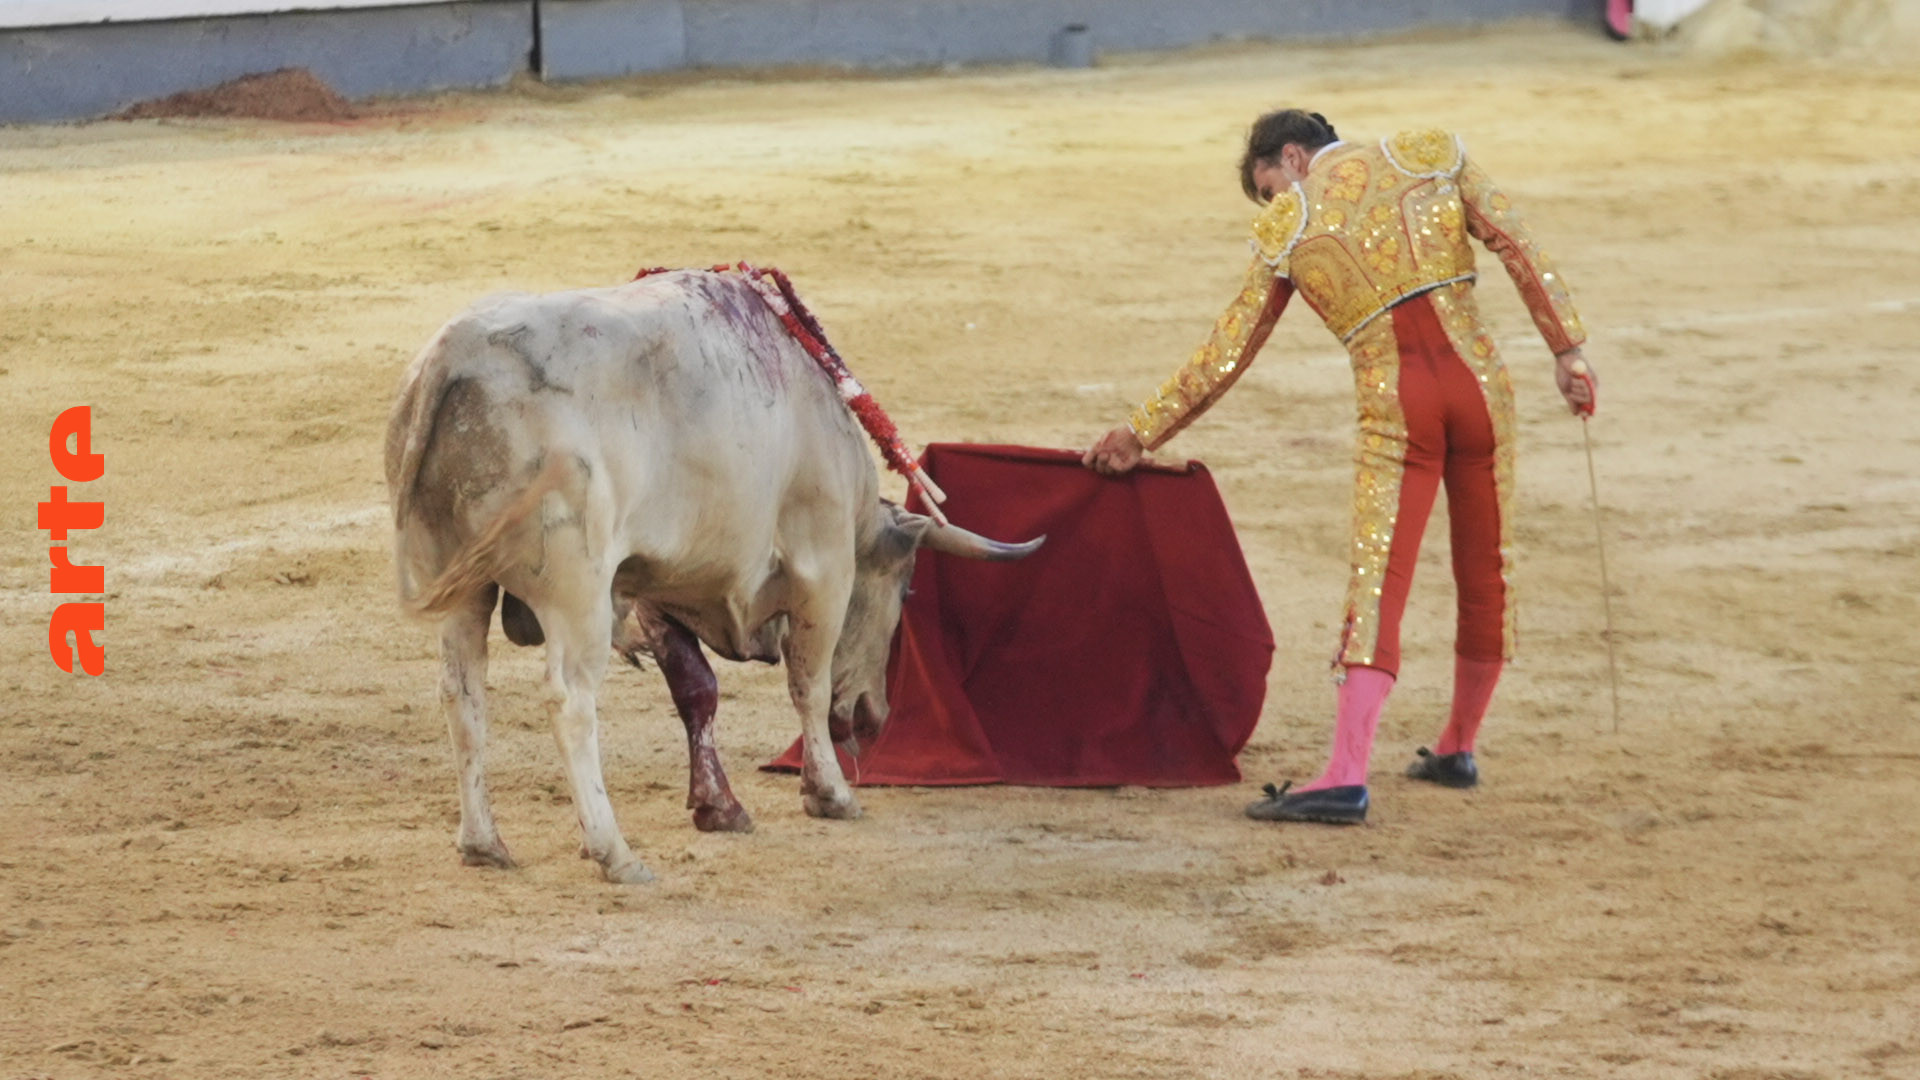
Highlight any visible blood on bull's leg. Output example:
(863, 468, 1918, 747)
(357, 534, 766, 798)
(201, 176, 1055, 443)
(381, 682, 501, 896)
(653, 620, 754, 833)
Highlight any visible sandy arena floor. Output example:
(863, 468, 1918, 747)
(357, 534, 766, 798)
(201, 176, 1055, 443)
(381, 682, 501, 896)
(3, 21, 1918, 1079)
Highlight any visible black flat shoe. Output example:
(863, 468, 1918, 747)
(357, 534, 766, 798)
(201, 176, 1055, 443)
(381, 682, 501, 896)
(1244, 781, 1368, 825)
(1405, 747, 1478, 789)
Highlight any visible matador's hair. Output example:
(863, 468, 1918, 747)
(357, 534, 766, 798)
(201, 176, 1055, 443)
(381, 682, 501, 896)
(1239, 109, 1339, 203)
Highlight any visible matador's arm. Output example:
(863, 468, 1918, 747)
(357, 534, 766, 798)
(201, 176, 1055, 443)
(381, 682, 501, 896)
(1126, 259, 1294, 450)
(1458, 158, 1587, 355)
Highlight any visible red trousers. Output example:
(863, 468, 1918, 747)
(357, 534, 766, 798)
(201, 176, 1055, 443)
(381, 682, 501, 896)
(1366, 294, 1507, 675)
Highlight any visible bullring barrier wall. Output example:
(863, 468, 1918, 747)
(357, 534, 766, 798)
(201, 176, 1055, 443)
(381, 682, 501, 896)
(1, 0, 1591, 124)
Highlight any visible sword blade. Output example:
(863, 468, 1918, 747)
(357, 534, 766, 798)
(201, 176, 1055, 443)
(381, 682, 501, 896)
(1580, 416, 1623, 733)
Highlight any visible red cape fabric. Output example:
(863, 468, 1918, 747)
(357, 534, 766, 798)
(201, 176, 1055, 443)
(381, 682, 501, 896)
(764, 444, 1273, 787)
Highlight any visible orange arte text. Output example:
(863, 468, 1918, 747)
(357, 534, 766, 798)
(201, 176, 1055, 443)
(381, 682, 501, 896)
(42, 406, 105, 676)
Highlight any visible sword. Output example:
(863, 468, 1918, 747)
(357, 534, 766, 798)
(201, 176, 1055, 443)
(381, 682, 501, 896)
(1569, 359, 1622, 733)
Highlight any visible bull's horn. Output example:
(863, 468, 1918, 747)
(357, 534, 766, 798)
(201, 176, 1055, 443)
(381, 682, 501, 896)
(920, 522, 1046, 561)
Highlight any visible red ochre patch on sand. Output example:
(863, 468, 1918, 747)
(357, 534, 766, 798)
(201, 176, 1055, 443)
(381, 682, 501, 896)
(116, 68, 357, 122)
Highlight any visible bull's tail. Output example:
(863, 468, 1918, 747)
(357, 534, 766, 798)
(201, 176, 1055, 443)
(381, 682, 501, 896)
(406, 457, 569, 619)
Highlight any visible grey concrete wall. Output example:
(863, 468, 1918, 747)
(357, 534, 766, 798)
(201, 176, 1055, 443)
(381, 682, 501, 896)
(3, 0, 1594, 122)
(676, 0, 1587, 69)
(518, 0, 1593, 82)
(539, 0, 684, 79)
(0, 1, 531, 124)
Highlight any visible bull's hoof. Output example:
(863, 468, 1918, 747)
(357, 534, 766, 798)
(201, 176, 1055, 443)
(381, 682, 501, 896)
(803, 790, 863, 821)
(458, 838, 517, 870)
(692, 803, 755, 833)
(601, 857, 656, 885)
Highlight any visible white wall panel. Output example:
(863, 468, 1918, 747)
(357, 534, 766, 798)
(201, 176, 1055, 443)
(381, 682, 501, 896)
(0, 0, 454, 30)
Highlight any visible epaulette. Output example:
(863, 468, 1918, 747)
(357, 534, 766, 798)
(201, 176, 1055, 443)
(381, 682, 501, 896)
(1382, 129, 1465, 179)
(1249, 184, 1307, 267)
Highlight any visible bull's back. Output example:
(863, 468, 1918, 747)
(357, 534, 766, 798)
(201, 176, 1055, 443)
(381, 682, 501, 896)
(391, 273, 872, 567)
(462, 276, 841, 454)
(521, 277, 860, 490)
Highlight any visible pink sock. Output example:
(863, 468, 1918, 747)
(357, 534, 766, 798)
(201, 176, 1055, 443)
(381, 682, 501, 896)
(1606, 0, 1633, 36)
(1435, 656, 1502, 755)
(1301, 666, 1395, 791)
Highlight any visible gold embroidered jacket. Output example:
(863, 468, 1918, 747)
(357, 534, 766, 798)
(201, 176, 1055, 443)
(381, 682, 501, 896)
(1128, 130, 1586, 448)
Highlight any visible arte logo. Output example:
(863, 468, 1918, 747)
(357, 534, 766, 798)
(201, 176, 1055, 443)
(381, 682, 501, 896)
(41, 407, 105, 675)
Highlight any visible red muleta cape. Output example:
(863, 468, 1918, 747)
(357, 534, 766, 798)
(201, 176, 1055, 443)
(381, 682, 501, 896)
(765, 444, 1273, 787)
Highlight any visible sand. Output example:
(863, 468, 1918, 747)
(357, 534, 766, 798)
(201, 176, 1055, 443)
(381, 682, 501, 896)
(2, 21, 1918, 1079)
(1676, 0, 1920, 58)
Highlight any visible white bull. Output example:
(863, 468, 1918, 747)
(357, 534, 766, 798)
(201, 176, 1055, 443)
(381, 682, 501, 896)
(385, 270, 1040, 883)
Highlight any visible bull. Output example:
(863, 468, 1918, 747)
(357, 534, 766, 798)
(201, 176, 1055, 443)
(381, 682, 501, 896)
(385, 270, 1040, 883)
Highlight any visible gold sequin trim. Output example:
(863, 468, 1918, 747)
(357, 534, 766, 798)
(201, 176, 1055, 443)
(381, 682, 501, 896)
(1129, 260, 1282, 448)
(1325, 157, 1370, 204)
(1249, 186, 1307, 268)
(1382, 129, 1464, 178)
(1458, 160, 1586, 352)
(1336, 316, 1407, 669)
(1282, 138, 1477, 341)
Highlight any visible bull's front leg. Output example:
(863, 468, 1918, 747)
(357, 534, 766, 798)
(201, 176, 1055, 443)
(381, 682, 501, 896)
(654, 621, 754, 833)
(783, 587, 861, 821)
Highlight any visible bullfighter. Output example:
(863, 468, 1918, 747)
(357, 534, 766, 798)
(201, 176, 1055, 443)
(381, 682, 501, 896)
(1085, 109, 1596, 824)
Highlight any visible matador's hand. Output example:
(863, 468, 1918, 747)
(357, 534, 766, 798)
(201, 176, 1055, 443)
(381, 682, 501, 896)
(1083, 425, 1146, 475)
(1555, 348, 1597, 416)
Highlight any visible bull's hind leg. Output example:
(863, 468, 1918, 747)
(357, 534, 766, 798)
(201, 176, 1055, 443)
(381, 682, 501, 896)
(540, 583, 653, 884)
(440, 584, 516, 869)
(654, 622, 754, 833)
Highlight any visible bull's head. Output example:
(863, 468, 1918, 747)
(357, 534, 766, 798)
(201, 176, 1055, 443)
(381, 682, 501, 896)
(831, 502, 1043, 745)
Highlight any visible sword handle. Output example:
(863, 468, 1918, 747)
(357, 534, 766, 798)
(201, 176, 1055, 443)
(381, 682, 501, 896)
(1568, 358, 1597, 419)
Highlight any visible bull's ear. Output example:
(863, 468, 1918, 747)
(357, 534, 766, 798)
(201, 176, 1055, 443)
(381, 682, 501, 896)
(879, 506, 934, 565)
